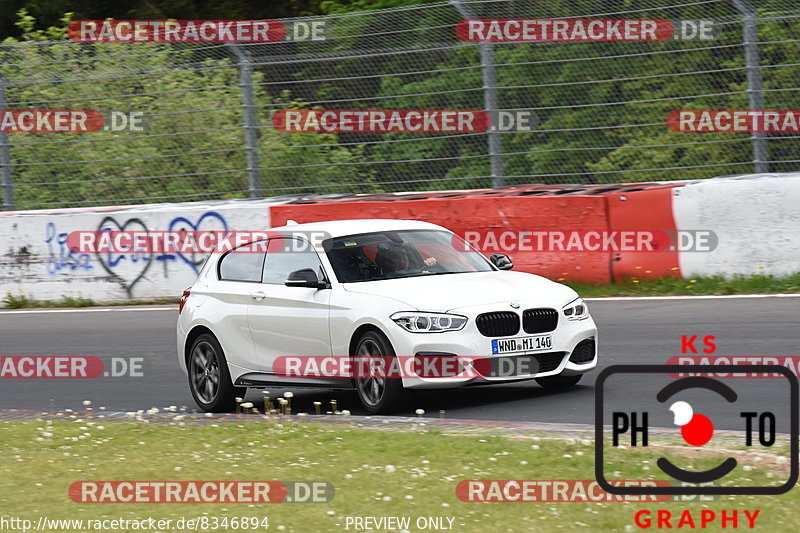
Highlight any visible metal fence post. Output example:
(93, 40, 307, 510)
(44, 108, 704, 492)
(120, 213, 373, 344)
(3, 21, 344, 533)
(0, 73, 14, 210)
(732, 0, 769, 173)
(227, 43, 262, 198)
(449, 0, 504, 187)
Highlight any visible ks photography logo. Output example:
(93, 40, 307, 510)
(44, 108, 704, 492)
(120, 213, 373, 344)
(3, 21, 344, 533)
(594, 365, 798, 495)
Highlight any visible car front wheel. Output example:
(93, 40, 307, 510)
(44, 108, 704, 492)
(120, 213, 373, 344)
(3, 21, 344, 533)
(353, 330, 405, 414)
(188, 333, 245, 412)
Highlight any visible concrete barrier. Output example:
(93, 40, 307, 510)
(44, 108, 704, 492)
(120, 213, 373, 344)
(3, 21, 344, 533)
(672, 173, 800, 278)
(605, 184, 681, 281)
(0, 199, 284, 302)
(271, 174, 800, 283)
(3, 173, 797, 304)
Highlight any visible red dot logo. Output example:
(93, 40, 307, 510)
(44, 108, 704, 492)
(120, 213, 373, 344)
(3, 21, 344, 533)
(670, 401, 714, 447)
(681, 414, 714, 446)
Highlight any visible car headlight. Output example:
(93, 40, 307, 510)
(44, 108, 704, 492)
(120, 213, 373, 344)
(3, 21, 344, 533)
(562, 298, 589, 320)
(391, 312, 468, 333)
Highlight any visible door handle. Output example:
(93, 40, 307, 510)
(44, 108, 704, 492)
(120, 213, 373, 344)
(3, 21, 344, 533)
(249, 291, 266, 301)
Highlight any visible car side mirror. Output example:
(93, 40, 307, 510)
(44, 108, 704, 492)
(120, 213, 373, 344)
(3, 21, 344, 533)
(490, 253, 513, 270)
(285, 268, 327, 289)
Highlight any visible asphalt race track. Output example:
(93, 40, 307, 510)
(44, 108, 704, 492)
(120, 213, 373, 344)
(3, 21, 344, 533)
(0, 296, 797, 429)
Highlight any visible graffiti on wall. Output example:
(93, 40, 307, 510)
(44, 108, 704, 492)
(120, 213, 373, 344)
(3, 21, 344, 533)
(94, 216, 152, 297)
(158, 211, 229, 274)
(1, 199, 273, 303)
(92, 211, 229, 297)
(45, 222, 93, 275)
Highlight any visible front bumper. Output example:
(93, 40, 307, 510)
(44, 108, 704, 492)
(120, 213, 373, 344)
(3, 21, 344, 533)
(385, 311, 598, 389)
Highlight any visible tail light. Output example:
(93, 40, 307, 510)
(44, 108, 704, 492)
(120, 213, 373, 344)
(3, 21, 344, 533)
(179, 288, 191, 314)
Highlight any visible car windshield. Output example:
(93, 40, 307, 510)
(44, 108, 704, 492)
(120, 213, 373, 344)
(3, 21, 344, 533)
(323, 229, 493, 282)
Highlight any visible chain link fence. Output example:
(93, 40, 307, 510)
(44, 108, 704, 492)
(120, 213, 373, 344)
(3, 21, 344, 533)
(0, 0, 799, 210)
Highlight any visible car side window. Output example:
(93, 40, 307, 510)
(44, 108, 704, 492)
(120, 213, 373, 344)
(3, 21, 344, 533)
(218, 246, 265, 282)
(262, 238, 324, 285)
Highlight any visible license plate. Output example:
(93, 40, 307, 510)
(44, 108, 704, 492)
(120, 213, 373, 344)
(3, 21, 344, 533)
(491, 335, 552, 355)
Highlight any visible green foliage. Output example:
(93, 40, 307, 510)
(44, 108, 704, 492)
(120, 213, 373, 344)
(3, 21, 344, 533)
(320, 0, 434, 15)
(302, 1, 800, 189)
(1, 12, 368, 208)
(5, 9, 72, 42)
(2, 292, 36, 308)
(3, 2, 800, 208)
(59, 294, 96, 307)
(2, 292, 95, 308)
(0, 2, 324, 41)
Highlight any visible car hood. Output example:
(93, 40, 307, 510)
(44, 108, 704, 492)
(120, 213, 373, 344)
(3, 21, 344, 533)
(342, 271, 578, 312)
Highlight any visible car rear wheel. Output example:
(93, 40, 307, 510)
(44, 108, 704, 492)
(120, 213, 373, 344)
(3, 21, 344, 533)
(353, 330, 404, 414)
(535, 374, 582, 389)
(188, 333, 245, 412)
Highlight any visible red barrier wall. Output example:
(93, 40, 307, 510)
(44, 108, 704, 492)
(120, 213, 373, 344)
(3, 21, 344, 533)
(271, 196, 612, 283)
(605, 185, 682, 281)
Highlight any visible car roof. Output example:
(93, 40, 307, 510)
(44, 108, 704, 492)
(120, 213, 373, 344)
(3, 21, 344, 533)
(267, 218, 447, 239)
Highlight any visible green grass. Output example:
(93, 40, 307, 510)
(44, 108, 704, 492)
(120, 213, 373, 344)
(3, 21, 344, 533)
(1, 294, 178, 309)
(2, 293, 96, 309)
(0, 419, 795, 532)
(566, 273, 800, 298)
(103, 297, 178, 306)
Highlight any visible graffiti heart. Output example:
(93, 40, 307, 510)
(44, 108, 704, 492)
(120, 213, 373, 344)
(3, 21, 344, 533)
(95, 216, 152, 297)
(162, 211, 229, 274)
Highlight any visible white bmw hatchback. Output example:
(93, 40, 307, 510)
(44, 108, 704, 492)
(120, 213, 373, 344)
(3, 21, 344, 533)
(177, 219, 598, 413)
